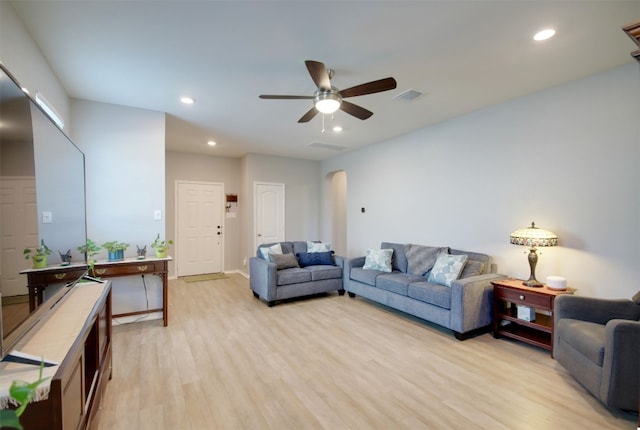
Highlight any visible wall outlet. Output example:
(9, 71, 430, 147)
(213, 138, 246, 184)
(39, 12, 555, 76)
(153, 209, 162, 220)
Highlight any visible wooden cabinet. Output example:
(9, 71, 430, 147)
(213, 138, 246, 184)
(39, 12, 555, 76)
(1, 281, 112, 430)
(21, 257, 170, 326)
(491, 278, 575, 357)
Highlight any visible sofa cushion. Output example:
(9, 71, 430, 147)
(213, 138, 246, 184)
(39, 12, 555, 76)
(350, 267, 383, 286)
(376, 273, 424, 296)
(307, 241, 332, 253)
(404, 244, 445, 276)
(557, 318, 606, 366)
(297, 251, 335, 267)
(381, 242, 408, 273)
(408, 282, 452, 309)
(427, 253, 468, 287)
(460, 260, 485, 278)
(276, 268, 312, 286)
(259, 242, 282, 260)
(270, 253, 300, 270)
(450, 249, 491, 275)
(363, 248, 393, 272)
(307, 265, 343, 281)
(632, 290, 640, 305)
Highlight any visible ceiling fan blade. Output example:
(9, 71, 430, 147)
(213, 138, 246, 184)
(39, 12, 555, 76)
(339, 77, 397, 98)
(340, 100, 373, 120)
(298, 107, 319, 123)
(259, 94, 314, 100)
(305, 60, 331, 90)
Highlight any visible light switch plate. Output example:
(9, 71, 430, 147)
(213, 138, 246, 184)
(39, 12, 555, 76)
(42, 211, 52, 224)
(153, 210, 162, 220)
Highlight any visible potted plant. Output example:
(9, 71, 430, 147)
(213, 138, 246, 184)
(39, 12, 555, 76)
(24, 239, 52, 269)
(101, 241, 129, 262)
(151, 234, 173, 258)
(78, 239, 101, 276)
(0, 361, 49, 429)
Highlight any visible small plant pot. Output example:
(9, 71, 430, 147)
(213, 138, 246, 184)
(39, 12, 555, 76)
(155, 246, 168, 258)
(32, 255, 48, 269)
(108, 250, 124, 262)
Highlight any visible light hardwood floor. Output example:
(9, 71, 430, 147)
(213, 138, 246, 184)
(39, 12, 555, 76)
(94, 274, 637, 429)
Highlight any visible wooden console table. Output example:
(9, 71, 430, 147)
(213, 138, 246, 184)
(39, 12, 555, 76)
(0, 281, 112, 430)
(21, 256, 171, 326)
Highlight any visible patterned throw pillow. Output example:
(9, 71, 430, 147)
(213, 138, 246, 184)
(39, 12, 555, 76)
(307, 241, 332, 253)
(270, 253, 300, 270)
(297, 251, 335, 267)
(363, 248, 394, 273)
(259, 243, 282, 260)
(427, 252, 468, 287)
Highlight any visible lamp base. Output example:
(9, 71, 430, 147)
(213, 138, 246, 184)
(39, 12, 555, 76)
(522, 279, 543, 288)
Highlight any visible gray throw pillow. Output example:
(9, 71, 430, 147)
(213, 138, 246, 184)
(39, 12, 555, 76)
(460, 260, 485, 278)
(270, 253, 299, 270)
(404, 244, 445, 276)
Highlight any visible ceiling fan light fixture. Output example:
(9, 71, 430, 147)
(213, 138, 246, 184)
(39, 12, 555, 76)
(314, 91, 341, 114)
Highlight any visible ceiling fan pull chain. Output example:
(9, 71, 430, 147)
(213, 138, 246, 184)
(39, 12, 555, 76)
(321, 113, 326, 133)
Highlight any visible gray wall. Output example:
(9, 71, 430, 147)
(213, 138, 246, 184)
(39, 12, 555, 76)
(165, 151, 242, 275)
(322, 63, 640, 299)
(240, 154, 321, 271)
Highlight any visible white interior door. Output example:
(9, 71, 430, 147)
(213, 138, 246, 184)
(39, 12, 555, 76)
(176, 181, 224, 276)
(254, 182, 285, 251)
(1, 177, 38, 297)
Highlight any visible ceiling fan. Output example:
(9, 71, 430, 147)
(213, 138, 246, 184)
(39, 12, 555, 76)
(259, 60, 397, 123)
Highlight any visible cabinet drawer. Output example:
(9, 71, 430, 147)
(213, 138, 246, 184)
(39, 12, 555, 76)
(29, 268, 87, 285)
(93, 261, 161, 277)
(494, 286, 552, 309)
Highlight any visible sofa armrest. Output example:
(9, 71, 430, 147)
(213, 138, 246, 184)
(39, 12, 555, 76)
(600, 319, 640, 409)
(344, 256, 366, 285)
(249, 256, 277, 301)
(449, 273, 508, 333)
(334, 255, 346, 269)
(554, 295, 640, 326)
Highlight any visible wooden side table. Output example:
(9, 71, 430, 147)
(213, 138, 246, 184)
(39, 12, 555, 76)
(491, 278, 575, 357)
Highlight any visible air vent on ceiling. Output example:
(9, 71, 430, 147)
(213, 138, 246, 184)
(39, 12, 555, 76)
(393, 88, 423, 101)
(307, 142, 347, 151)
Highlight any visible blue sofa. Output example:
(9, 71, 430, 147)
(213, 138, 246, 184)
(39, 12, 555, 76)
(249, 241, 345, 306)
(345, 242, 506, 339)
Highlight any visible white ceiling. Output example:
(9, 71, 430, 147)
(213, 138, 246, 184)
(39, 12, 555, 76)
(10, 1, 640, 161)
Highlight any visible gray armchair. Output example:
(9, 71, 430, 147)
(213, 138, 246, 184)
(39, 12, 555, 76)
(554, 292, 640, 412)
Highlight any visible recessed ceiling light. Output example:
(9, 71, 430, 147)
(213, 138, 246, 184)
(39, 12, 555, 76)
(207, 140, 216, 146)
(333, 126, 343, 132)
(180, 96, 195, 104)
(534, 28, 556, 41)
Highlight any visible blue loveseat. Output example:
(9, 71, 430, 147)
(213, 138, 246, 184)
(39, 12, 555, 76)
(249, 241, 345, 306)
(345, 242, 506, 339)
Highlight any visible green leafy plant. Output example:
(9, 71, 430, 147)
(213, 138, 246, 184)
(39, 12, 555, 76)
(151, 234, 173, 258)
(0, 361, 49, 430)
(77, 239, 101, 276)
(150, 234, 173, 249)
(101, 241, 129, 253)
(23, 239, 52, 260)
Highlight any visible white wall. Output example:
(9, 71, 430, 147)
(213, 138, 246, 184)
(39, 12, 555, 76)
(71, 99, 166, 321)
(322, 63, 640, 299)
(0, 2, 70, 132)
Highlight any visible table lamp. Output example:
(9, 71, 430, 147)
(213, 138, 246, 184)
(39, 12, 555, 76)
(510, 222, 558, 287)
